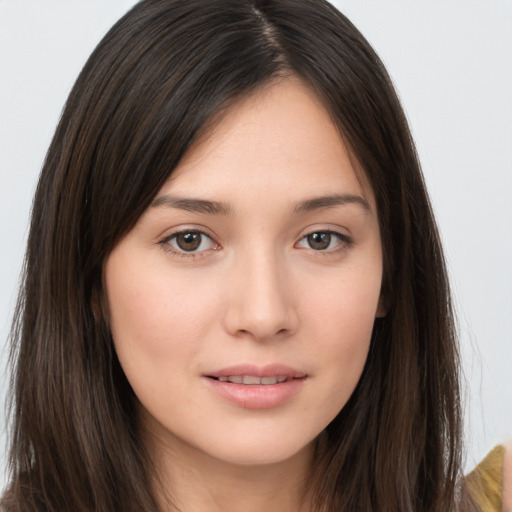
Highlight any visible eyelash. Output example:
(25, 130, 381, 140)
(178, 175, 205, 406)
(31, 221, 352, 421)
(159, 229, 219, 259)
(295, 230, 353, 253)
(158, 229, 352, 259)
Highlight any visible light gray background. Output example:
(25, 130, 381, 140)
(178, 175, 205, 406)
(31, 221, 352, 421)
(1, 0, 511, 489)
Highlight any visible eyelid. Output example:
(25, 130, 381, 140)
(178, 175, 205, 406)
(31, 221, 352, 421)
(158, 227, 221, 259)
(295, 227, 353, 252)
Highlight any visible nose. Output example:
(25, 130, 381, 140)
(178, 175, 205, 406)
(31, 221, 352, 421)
(223, 249, 298, 342)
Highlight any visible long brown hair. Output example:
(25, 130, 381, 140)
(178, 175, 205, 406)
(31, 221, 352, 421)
(3, 0, 474, 510)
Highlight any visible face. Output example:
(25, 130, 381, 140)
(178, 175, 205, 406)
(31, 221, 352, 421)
(105, 77, 384, 469)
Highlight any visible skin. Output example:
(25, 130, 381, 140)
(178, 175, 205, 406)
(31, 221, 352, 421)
(105, 77, 384, 512)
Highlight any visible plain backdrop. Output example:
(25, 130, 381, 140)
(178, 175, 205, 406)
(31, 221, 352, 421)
(1, 0, 511, 489)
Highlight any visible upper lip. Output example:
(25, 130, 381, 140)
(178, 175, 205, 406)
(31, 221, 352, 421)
(205, 364, 306, 379)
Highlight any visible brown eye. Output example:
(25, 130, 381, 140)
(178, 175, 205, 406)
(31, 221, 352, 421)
(297, 231, 351, 252)
(307, 232, 331, 250)
(165, 230, 217, 254)
(176, 232, 202, 251)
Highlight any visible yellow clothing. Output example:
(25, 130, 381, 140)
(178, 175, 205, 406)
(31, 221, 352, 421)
(466, 445, 505, 511)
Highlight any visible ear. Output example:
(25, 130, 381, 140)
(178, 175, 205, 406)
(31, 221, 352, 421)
(91, 285, 110, 326)
(91, 287, 101, 321)
(376, 294, 388, 318)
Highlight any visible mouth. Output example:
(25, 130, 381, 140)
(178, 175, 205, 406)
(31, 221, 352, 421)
(204, 366, 307, 409)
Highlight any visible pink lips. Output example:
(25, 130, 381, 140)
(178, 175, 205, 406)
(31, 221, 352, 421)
(204, 364, 307, 409)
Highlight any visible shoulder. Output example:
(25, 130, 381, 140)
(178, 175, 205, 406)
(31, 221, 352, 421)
(466, 442, 512, 512)
(504, 439, 512, 511)
(465, 445, 505, 511)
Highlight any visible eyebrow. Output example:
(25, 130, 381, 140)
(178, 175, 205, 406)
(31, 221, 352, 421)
(151, 195, 234, 216)
(151, 192, 370, 216)
(293, 193, 370, 213)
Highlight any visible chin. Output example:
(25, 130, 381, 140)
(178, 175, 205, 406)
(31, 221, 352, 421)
(196, 431, 317, 468)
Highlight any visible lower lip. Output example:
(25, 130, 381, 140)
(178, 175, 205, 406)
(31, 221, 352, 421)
(204, 377, 305, 409)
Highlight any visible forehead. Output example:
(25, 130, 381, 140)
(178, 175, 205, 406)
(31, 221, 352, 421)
(159, 76, 375, 209)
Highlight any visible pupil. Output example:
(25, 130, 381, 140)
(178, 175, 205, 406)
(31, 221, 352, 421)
(177, 232, 201, 251)
(308, 232, 331, 250)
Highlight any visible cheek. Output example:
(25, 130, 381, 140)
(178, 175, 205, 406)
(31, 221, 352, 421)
(315, 295, 373, 383)
(104, 250, 219, 376)
(300, 262, 380, 413)
(302, 255, 381, 341)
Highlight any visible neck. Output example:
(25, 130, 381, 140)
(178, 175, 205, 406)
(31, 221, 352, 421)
(146, 430, 316, 512)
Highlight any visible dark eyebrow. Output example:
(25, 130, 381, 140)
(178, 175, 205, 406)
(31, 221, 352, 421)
(293, 194, 370, 213)
(151, 195, 234, 216)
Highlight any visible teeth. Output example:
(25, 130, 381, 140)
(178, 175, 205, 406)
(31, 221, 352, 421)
(243, 375, 261, 385)
(217, 375, 289, 385)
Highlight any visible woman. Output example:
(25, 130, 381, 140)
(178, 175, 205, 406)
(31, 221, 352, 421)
(1, 0, 508, 510)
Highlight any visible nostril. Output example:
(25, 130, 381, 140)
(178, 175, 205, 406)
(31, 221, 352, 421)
(223, 301, 298, 341)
